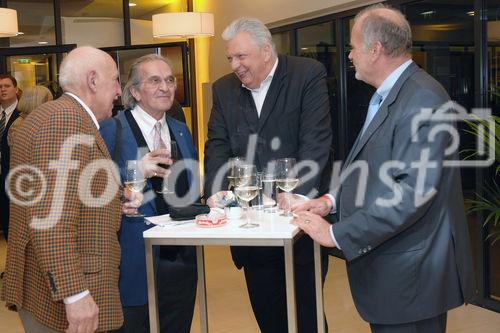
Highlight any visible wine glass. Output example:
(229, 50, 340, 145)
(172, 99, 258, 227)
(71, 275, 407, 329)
(124, 160, 146, 217)
(157, 141, 178, 194)
(227, 157, 244, 191)
(234, 164, 259, 228)
(275, 158, 299, 217)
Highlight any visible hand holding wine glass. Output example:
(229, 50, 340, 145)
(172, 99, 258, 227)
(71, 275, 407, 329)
(234, 164, 260, 228)
(157, 141, 178, 194)
(276, 158, 299, 217)
(227, 156, 244, 191)
(124, 160, 146, 217)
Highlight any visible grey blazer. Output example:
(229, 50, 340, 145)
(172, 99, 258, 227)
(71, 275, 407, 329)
(332, 62, 476, 324)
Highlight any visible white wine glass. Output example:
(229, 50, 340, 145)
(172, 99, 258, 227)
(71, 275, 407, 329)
(276, 158, 299, 217)
(234, 164, 259, 228)
(124, 160, 146, 217)
(157, 141, 178, 194)
(227, 156, 244, 191)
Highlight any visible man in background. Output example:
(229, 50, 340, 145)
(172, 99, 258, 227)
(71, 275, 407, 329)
(0, 74, 20, 240)
(293, 5, 475, 332)
(100, 54, 198, 333)
(2, 46, 141, 333)
(204, 17, 332, 333)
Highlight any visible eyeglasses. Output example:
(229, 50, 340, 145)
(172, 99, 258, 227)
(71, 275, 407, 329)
(142, 75, 177, 89)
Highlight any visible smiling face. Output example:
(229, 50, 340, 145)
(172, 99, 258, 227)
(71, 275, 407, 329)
(131, 60, 175, 120)
(0, 77, 19, 108)
(225, 32, 273, 89)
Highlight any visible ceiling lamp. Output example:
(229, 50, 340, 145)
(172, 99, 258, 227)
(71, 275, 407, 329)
(0, 8, 19, 37)
(152, 12, 214, 38)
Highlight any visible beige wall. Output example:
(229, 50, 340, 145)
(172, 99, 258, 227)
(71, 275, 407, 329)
(207, 0, 375, 82)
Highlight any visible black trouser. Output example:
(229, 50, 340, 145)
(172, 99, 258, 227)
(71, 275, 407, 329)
(243, 253, 329, 333)
(115, 246, 197, 333)
(370, 313, 447, 333)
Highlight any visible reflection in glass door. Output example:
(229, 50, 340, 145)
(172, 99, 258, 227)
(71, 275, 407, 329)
(6, 53, 63, 98)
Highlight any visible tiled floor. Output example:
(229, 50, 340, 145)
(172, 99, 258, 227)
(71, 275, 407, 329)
(1, 235, 499, 332)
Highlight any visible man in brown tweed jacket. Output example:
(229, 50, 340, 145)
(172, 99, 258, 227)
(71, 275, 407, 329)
(1, 46, 141, 332)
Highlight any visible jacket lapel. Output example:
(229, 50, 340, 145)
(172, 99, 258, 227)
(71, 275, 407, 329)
(258, 56, 286, 131)
(344, 62, 420, 167)
(63, 94, 111, 159)
(166, 117, 193, 186)
(238, 87, 259, 133)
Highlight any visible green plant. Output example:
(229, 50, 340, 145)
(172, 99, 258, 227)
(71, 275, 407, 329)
(464, 114, 500, 244)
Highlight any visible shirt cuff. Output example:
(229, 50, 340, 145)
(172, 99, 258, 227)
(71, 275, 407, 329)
(323, 194, 337, 214)
(63, 290, 89, 304)
(329, 225, 341, 249)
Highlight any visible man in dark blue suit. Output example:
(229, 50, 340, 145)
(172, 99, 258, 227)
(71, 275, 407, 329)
(100, 54, 198, 333)
(0, 74, 20, 241)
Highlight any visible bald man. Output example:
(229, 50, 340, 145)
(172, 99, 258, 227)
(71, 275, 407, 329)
(292, 4, 475, 333)
(1, 46, 141, 333)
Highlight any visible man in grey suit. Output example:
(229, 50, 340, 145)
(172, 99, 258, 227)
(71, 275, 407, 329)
(292, 4, 475, 333)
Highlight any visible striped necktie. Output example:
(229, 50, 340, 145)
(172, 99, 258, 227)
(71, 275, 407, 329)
(0, 110, 6, 144)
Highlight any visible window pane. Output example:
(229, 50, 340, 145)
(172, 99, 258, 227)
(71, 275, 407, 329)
(7, 53, 64, 98)
(296, 22, 339, 154)
(7, 0, 56, 47)
(129, 0, 188, 45)
(61, 0, 124, 47)
(486, 0, 500, 302)
(272, 31, 291, 55)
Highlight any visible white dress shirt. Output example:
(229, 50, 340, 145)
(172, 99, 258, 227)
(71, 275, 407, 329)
(243, 58, 279, 117)
(131, 104, 171, 151)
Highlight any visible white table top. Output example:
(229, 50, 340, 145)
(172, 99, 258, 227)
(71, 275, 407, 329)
(143, 209, 300, 240)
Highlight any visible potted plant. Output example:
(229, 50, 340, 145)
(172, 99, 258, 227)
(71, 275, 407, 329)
(463, 91, 499, 244)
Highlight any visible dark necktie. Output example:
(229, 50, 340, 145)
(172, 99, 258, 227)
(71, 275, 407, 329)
(0, 110, 6, 143)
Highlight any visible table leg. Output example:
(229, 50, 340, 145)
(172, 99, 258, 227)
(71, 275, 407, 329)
(196, 245, 208, 333)
(284, 239, 297, 333)
(314, 241, 325, 333)
(145, 239, 159, 333)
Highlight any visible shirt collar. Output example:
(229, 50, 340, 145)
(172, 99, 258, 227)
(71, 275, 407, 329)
(242, 57, 279, 92)
(376, 59, 413, 102)
(131, 104, 166, 135)
(0, 100, 18, 117)
(65, 92, 100, 129)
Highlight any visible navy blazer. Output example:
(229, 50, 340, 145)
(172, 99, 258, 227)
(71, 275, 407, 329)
(0, 109, 20, 239)
(100, 110, 198, 306)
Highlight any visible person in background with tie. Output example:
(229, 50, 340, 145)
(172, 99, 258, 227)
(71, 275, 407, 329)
(100, 54, 198, 333)
(292, 4, 475, 333)
(8, 85, 54, 146)
(0, 74, 20, 241)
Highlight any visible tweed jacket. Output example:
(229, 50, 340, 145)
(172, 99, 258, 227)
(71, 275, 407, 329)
(1, 94, 123, 331)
